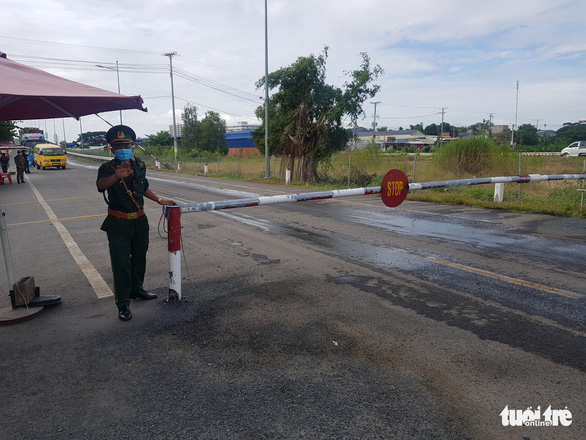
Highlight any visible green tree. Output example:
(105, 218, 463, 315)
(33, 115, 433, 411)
(555, 121, 586, 144)
(77, 131, 107, 146)
(197, 111, 227, 154)
(516, 123, 539, 146)
(181, 104, 200, 150)
(253, 47, 383, 182)
(469, 120, 493, 135)
(424, 123, 438, 135)
(147, 131, 173, 147)
(410, 123, 424, 132)
(0, 121, 17, 142)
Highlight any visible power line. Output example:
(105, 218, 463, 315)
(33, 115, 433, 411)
(378, 112, 441, 120)
(0, 36, 161, 55)
(9, 54, 260, 108)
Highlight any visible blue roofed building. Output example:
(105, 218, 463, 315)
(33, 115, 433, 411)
(225, 123, 260, 156)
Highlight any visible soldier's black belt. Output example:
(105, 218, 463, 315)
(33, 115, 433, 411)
(108, 208, 145, 220)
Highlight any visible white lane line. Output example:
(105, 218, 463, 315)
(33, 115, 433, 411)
(28, 180, 113, 298)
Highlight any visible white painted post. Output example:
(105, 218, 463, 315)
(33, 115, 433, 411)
(204, 163, 208, 175)
(0, 211, 16, 293)
(155, 160, 160, 170)
(177, 162, 182, 172)
(494, 183, 504, 203)
(166, 206, 181, 300)
(286, 168, 291, 185)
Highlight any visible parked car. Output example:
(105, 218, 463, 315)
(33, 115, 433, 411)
(560, 141, 586, 157)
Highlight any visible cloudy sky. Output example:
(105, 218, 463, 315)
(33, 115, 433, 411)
(1, 0, 585, 143)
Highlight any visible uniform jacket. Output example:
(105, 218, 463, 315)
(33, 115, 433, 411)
(14, 154, 27, 169)
(97, 157, 150, 236)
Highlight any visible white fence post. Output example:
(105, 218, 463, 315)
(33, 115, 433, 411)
(494, 183, 504, 203)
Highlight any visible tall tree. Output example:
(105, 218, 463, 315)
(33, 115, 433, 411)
(424, 123, 438, 136)
(516, 123, 539, 146)
(253, 47, 383, 182)
(555, 121, 586, 144)
(77, 131, 106, 146)
(197, 111, 227, 154)
(469, 119, 493, 135)
(0, 121, 17, 142)
(147, 131, 173, 147)
(181, 104, 199, 150)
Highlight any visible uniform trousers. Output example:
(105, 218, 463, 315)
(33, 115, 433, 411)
(107, 231, 149, 309)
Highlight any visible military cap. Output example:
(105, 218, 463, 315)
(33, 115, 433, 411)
(106, 125, 136, 145)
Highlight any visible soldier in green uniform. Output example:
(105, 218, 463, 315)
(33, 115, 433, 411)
(15, 150, 27, 183)
(97, 125, 174, 321)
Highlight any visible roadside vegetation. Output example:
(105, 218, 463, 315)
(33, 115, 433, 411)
(72, 136, 586, 219)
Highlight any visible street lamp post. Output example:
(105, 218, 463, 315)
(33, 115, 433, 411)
(96, 61, 123, 124)
(164, 52, 178, 163)
(264, 0, 270, 179)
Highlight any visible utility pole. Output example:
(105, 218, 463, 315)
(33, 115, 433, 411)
(164, 52, 178, 163)
(116, 60, 122, 124)
(79, 118, 84, 149)
(439, 107, 446, 146)
(488, 113, 494, 137)
(511, 80, 519, 146)
(96, 61, 123, 124)
(371, 101, 380, 142)
(264, 0, 270, 178)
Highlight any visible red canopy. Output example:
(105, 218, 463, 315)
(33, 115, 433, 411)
(0, 52, 147, 121)
(0, 141, 22, 150)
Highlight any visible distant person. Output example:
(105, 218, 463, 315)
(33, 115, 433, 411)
(0, 153, 8, 173)
(27, 149, 34, 171)
(23, 150, 31, 173)
(14, 150, 27, 183)
(96, 125, 174, 321)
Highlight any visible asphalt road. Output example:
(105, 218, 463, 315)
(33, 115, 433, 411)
(0, 158, 584, 439)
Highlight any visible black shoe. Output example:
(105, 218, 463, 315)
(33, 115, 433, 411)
(118, 306, 132, 321)
(130, 290, 157, 300)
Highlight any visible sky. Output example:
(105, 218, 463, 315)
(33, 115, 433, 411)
(1, 0, 585, 143)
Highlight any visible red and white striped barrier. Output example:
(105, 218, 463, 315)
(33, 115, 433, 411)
(163, 172, 586, 300)
(409, 174, 586, 191)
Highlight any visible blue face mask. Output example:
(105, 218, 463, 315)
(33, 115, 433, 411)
(114, 149, 133, 162)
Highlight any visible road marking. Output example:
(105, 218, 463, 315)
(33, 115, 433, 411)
(8, 214, 106, 227)
(28, 180, 113, 298)
(427, 257, 582, 299)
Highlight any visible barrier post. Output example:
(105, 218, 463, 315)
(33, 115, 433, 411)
(494, 182, 504, 203)
(286, 168, 291, 185)
(165, 206, 182, 300)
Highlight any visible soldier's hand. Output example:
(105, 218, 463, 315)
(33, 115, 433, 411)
(115, 162, 135, 178)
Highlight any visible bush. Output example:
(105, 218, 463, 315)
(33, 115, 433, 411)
(434, 137, 513, 176)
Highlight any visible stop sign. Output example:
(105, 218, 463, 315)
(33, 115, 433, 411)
(380, 169, 409, 207)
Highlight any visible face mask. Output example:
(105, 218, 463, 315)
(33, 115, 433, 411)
(114, 149, 133, 162)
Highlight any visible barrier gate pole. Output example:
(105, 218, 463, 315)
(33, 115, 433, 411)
(166, 205, 181, 300)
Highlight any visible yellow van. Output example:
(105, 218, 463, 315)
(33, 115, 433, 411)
(33, 144, 67, 170)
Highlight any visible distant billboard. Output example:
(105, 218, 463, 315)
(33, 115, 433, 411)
(22, 133, 45, 141)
